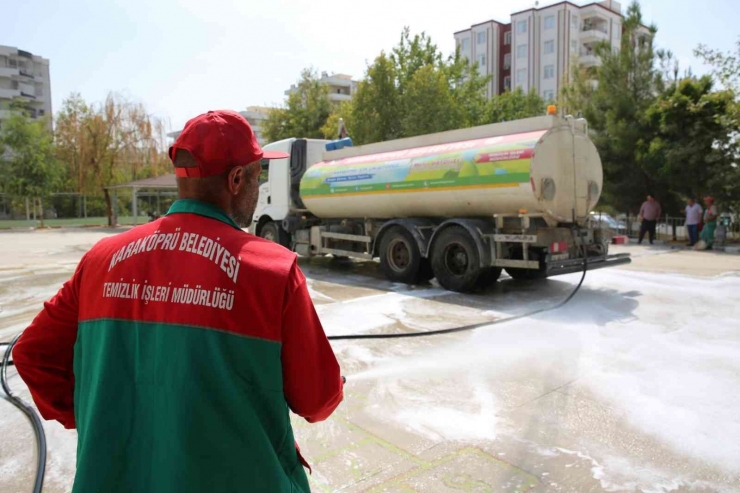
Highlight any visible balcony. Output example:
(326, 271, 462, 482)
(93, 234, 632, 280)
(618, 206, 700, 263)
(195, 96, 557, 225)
(579, 54, 602, 67)
(0, 67, 19, 78)
(0, 88, 21, 99)
(580, 25, 609, 44)
(328, 93, 352, 103)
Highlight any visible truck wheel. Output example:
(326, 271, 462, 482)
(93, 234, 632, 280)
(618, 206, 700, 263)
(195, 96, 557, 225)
(379, 227, 424, 284)
(259, 221, 291, 248)
(430, 226, 482, 293)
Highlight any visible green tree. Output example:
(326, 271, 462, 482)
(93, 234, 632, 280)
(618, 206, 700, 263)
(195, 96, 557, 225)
(263, 69, 332, 143)
(446, 51, 490, 128)
(641, 77, 740, 213)
(487, 88, 545, 123)
(401, 64, 458, 137)
(560, 1, 661, 213)
(320, 101, 354, 140)
(349, 28, 490, 145)
(350, 53, 403, 145)
(0, 106, 61, 227)
(54, 93, 170, 225)
(695, 38, 740, 93)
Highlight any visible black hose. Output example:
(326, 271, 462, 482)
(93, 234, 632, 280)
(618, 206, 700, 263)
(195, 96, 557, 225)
(1, 333, 47, 493)
(328, 229, 588, 341)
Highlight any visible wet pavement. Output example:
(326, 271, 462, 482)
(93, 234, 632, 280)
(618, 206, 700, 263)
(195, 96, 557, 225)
(1, 229, 739, 492)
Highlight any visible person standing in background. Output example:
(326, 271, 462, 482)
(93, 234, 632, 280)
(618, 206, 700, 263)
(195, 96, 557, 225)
(700, 196, 719, 250)
(684, 198, 703, 247)
(638, 194, 662, 245)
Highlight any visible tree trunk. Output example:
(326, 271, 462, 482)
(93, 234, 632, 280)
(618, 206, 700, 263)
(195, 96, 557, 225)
(104, 188, 113, 227)
(37, 197, 45, 228)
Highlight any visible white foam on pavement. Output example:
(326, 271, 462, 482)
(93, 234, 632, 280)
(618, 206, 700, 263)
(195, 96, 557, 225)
(333, 268, 740, 486)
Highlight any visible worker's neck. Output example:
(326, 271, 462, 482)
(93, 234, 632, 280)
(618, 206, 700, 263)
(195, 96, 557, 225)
(178, 191, 232, 216)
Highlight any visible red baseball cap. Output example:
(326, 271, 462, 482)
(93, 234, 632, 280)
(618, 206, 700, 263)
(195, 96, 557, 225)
(169, 110, 289, 178)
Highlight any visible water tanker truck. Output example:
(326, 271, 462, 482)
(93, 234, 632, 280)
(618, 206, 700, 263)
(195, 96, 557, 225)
(251, 111, 631, 293)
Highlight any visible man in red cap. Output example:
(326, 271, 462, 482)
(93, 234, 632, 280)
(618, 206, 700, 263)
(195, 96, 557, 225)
(13, 110, 344, 493)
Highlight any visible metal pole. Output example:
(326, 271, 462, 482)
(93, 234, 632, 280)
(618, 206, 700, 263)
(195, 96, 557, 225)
(83, 195, 87, 218)
(156, 191, 161, 215)
(112, 190, 118, 227)
(25, 197, 30, 221)
(132, 187, 138, 226)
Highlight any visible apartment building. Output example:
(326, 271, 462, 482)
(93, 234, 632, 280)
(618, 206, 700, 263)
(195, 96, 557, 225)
(0, 45, 52, 130)
(285, 72, 358, 103)
(455, 0, 646, 102)
(454, 20, 512, 98)
(241, 106, 272, 145)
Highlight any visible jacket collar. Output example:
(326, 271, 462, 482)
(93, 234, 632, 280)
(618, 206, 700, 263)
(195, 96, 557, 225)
(166, 199, 241, 230)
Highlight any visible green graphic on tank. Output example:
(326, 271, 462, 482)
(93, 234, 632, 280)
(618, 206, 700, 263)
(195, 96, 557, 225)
(300, 131, 545, 197)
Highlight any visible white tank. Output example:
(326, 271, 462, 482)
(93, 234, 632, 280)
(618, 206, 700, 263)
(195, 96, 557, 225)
(299, 116, 602, 225)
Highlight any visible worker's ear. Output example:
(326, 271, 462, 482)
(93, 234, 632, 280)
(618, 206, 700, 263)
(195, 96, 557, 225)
(227, 166, 245, 196)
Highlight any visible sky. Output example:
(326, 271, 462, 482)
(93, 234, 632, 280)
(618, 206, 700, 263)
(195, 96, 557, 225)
(2, 0, 738, 132)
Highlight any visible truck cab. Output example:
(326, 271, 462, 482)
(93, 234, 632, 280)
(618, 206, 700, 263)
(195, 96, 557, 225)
(252, 138, 328, 244)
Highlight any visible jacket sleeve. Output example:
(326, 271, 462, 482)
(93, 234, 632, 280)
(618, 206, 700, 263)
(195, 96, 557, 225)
(12, 255, 86, 429)
(281, 260, 343, 423)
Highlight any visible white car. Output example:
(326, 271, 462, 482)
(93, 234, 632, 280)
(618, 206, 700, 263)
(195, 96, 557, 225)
(587, 212, 627, 232)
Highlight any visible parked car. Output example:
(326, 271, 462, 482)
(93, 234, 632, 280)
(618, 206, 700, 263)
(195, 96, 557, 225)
(587, 212, 627, 232)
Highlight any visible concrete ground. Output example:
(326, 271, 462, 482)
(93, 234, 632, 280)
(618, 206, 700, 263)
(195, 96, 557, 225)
(1, 229, 739, 493)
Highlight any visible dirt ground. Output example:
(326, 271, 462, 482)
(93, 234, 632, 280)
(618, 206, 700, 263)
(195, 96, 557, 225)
(1, 228, 739, 493)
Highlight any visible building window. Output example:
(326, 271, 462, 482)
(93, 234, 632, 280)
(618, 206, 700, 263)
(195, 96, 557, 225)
(544, 65, 555, 79)
(543, 90, 555, 101)
(504, 53, 511, 69)
(544, 40, 555, 54)
(517, 68, 527, 84)
(478, 54, 486, 67)
(517, 44, 527, 58)
(517, 21, 527, 34)
(571, 15, 579, 30)
(477, 31, 486, 44)
(545, 16, 556, 30)
(461, 38, 470, 51)
(571, 40, 578, 53)
(504, 76, 511, 90)
(504, 31, 512, 45)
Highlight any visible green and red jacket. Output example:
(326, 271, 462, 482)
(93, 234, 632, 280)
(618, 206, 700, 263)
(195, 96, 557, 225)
(13, 199, 343, 493)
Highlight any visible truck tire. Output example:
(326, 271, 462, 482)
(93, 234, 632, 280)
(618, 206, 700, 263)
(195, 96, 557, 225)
(430, 226, 482, 293)
(259, 221, 291, 249)
(379, 227, 424, 284)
